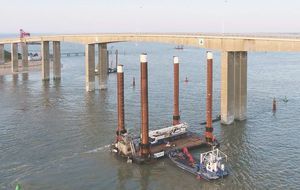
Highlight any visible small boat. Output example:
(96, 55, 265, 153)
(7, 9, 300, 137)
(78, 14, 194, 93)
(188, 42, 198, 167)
(175, 45, 184, 50)
(200, 114, 221, 125)
(108, 67, 117, 73)
(148, 122, 189, 145)
(283, 96, 288, 103)
(28, 53, 41, 61)
(168, 147, 229, 180)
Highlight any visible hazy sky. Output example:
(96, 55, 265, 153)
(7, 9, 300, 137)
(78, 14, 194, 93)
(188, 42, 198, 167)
(1, 0, 300, 34)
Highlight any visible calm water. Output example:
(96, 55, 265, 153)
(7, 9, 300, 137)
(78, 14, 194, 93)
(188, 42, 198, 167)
(1, 41, 300, 190)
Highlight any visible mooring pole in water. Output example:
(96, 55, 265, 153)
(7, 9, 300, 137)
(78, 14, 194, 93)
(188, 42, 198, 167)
(173, 56, 180, 125)
(272, 97, 277, 112)
(140, 53, 150, 157)
(132, 77, 136, 87)
(115, 49, 118, 69)
(116, 64, 126, 140)
(184, 76, 189, 83)
(206, 52, 213, 143)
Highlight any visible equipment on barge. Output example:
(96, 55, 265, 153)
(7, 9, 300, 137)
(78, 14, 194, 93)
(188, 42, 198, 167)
(148, 122, 189, 145)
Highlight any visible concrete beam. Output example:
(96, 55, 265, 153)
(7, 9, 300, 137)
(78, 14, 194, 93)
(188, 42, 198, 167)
(53, 41, 61, 80)
(98, 43, 108, 89)
(11, 43, 18, 73)
(0, 44, 4, 64)
(234, 52, 247, 120)
(220, 51, 235, 125)
(2, 34, 300, 52)
(41, 41, 50, 81)
(85, 44, 95, 91)
(21, 43, 28, 72)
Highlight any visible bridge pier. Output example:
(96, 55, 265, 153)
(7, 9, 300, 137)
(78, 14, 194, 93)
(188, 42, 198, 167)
(85, 44, 95, 91)
(53, 41, 61, 80)
(221, 51, 247, 125)
(0, 44, 4, 64)
(234, 52, 247, 121)
(11, 43, 18, 73)
(42, 41, 50, 81)
(98, 43, 108, 90)
(21, 43, 28, 72)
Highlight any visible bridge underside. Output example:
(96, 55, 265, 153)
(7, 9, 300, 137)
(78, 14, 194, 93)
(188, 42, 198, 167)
(2, 34, 299, 125)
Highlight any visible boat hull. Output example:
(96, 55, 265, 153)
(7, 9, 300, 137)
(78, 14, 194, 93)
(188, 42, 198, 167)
(168, 150, 229, 181)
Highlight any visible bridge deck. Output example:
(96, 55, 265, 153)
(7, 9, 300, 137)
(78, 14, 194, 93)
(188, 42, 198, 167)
(1, 33, 300, 52)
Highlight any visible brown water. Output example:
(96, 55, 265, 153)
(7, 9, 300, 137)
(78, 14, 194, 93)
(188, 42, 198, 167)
(1, 42, 300, 189)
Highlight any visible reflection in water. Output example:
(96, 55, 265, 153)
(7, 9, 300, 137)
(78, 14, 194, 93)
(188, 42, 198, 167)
(117, 163, 133, 190)
(42, 81, 51, 107)
(53, 79, 61, 96)
(220, 121, 256, 189)
(12, 74, 18, 86)
(117, 162, 150, 190)
(0, 75, 5, 83)
(220, 121, 249, 185)
(22, 73, 28, 81)
(140, 166, 150, 190)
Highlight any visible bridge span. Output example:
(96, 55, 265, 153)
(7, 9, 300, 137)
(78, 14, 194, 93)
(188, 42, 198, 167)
(1, 33, 300, 125)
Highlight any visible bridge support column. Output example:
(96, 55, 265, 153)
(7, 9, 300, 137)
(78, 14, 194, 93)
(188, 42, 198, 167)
(85, 44, 95, 91)
(21, 43, 28, 72)
(0, 44, 4, 64)
(53, 41, 61, 80)
(42, 41, 50, 81)
(98, 43, 108, 89)
(234, 52, 247, 120)
(221, 51, 247, 125)
(11, 43, 18, 73)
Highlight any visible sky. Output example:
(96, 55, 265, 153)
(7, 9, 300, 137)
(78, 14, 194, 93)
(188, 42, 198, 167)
(1, 0, 300, 34)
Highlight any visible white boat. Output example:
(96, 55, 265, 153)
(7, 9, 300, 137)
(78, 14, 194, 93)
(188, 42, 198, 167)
(148, 122, 189, 145)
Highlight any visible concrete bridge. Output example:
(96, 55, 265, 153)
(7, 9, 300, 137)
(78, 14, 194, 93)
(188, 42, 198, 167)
(1, 33, 300, 125)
